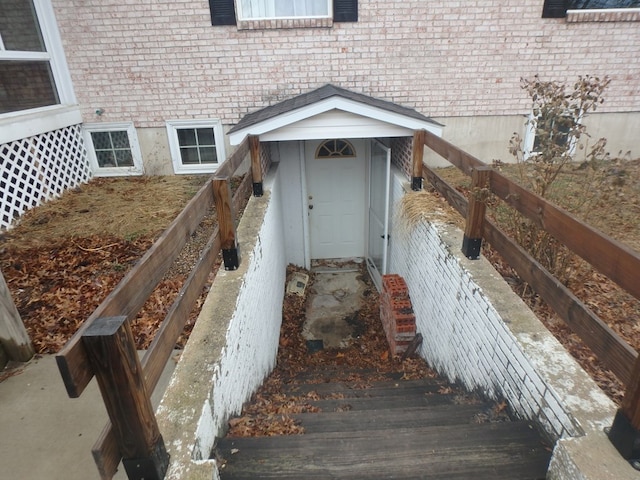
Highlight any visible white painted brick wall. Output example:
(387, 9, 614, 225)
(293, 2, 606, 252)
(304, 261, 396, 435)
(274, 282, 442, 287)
(157, 168, 286, 478)
(51, 0, 640, 127)
(388, 172, 613, 445)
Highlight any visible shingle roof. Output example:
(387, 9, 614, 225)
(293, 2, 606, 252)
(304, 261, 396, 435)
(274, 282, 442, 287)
(228, 84, 442, 134)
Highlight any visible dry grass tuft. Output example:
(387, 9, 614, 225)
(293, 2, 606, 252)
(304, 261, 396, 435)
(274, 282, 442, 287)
(396, 189, 464, 234)
(1, 175, 209, 249)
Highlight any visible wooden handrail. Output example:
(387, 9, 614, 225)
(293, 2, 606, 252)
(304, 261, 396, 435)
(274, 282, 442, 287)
(489, 170, 640, 302)
(55, 181, 215, 398)
(55, 139, 251, 479)
(215, 138, 249, 179)
(423, 130, 485, 176)
(89, 167, 252, 480)
(419, 133, 640, 457)
(56, 137, 250, 399)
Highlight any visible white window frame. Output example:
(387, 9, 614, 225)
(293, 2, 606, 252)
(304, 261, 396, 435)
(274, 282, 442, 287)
(166, 119, 226, 175)
(523, 112, 579, 160)
(236, 0, 332, 21)
(0, 0, 79, 144)
(83, 123, 144, 177)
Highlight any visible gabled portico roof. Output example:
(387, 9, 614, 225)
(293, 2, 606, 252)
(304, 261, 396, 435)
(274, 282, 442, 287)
(228, 84, 443, 145)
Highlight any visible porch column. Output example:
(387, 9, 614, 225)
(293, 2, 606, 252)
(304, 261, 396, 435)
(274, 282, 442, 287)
(411, 130, 427, 191)
(249, 135, 263, 197)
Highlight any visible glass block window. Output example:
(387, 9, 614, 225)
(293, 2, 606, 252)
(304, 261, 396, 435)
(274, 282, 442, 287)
(90, 131, 134, 167)
(166, 120, 226, 174)
(83, 123, 144, 176)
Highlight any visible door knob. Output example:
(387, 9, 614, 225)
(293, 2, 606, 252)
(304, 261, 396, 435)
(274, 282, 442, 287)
(309, 204, 314, 210)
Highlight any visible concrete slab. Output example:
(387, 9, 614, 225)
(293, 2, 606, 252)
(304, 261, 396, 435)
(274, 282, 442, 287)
(0, 352, 177, 480)
(303, 264, 370, 349)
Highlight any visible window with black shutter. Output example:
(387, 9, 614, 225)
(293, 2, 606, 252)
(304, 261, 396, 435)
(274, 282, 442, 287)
(334, 0, 358, 22)
(542, 0, 640, 18)
(209, 0, 358, 26)
(542, 0, 568, 17)
(209, 0, 236, 25)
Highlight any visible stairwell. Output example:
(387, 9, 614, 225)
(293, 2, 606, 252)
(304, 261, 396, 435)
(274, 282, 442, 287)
(215, 366, 551, 479)
(213, 266, 552, 479)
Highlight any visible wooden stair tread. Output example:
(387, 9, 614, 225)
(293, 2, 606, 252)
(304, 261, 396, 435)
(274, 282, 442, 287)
(283, 378, 450, 397)
(290, 403, 492, 433)
(216, 421, 549, 480)
(307, 392, 470, 411)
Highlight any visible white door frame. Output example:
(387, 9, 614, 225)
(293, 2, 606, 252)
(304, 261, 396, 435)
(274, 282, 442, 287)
(302, 139, 368, 265)
(301, 137, 369, 263)
(366, 139, 392, 290)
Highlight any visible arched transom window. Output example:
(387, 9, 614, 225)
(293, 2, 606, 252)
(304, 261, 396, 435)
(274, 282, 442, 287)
(315, 139, 356, 158)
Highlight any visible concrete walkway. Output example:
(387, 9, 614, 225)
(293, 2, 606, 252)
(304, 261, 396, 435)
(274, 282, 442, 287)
(0, 352, 177, 480)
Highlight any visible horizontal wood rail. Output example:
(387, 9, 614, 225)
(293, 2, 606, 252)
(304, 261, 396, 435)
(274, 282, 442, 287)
(56, 138, 253, 479)
(490, 170, 640, 301)
(55, 181, 216, 399)
(93, 174, 253, 479)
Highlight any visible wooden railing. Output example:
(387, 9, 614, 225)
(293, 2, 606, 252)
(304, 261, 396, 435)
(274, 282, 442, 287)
(55, 136, 259, 479)
(415, 129, 640, 461)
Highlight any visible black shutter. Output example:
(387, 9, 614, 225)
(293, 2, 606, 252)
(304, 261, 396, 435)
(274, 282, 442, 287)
(334, 0, 358, 22)
(542, 0, 568, 18)
(209, 0, 236, 25)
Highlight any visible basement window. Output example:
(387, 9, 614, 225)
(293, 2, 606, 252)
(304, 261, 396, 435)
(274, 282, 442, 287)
(166, 119, 226, 174)
(523, 112, 576, 159)
(84, 123, 144, 176)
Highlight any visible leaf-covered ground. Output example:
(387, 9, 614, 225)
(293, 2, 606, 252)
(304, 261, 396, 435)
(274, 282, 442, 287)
(225, 264, 503, 438)
(0, 175, 217, 354)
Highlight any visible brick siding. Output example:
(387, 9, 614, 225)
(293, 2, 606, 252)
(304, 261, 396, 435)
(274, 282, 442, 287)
(50, 1, 640, 128)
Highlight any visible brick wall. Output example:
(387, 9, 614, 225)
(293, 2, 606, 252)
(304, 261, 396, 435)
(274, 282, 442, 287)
(388, 171, 615, 447)
(51, 0, 640, 128)
(390, 136, 412, 179)
(156, 168, 286, 477)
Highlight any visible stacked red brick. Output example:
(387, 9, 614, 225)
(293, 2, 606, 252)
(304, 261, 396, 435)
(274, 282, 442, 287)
(380, 274, 416, 354)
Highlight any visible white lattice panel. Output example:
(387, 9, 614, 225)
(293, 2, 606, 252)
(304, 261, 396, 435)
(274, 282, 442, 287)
(0, 125, 91, 230)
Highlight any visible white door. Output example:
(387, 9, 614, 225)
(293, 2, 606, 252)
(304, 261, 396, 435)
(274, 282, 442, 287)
(305, 139, 366, 259)
(367, 140, 391, 290)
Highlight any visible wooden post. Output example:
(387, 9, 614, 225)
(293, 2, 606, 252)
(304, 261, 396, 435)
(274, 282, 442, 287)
(462, 166, 492, 259)
(249, 135, 263, 197)
(411, 129, 427, 191)
(0, 269, 34, 362)
(608, 355, 640, 463)
(213, 178, 239, 270)
(82, 316, 169, 480)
